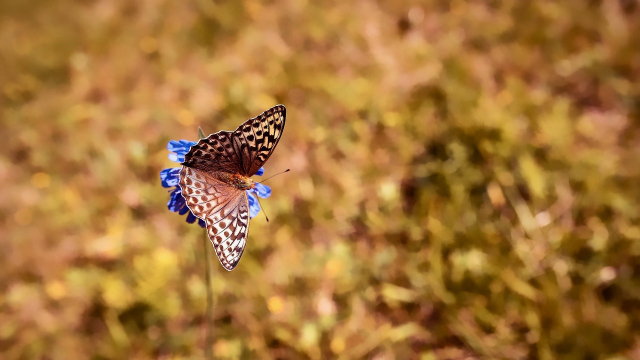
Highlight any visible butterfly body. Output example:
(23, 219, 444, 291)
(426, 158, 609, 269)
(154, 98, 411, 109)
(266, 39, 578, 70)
(214, 172, 255, 191)
(178, 105, 286, 271)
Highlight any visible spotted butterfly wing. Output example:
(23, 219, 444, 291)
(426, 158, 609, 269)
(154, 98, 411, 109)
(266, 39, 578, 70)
(179, 105, 286, 270)
(179, 167, 250, 270)
(233, 105, 287, 175)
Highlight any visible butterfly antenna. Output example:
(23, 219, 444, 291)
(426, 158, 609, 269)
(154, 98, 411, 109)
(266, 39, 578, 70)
(259, 169, 290, 183)
(254, 196, 269, 222)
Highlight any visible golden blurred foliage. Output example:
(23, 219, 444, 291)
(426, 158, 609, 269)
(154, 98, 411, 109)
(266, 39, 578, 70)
(2, 0, 640, 359)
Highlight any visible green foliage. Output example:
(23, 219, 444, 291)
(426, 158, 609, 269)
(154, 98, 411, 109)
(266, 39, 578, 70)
(2, 0, 640, 359)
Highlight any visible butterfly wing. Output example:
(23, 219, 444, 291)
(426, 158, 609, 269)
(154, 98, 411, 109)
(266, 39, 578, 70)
(233, 104, 286, 176)
(183, 105, 286, 177)
(182, 130, 245, 175)
(179, 167, 250, 271)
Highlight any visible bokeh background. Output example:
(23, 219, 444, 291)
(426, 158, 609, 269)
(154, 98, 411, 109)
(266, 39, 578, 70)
(2, 0, 640, 359)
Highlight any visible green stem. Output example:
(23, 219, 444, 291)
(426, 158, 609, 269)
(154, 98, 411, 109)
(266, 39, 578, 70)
(203, 230, 214, 360)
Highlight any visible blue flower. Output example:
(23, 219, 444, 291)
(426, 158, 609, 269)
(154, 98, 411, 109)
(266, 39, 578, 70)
(167, 140, 196, 163)
(161, 139, 271, 226)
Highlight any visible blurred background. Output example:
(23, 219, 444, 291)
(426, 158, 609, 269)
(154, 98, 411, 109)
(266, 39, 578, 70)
(2, 0, 640, 359)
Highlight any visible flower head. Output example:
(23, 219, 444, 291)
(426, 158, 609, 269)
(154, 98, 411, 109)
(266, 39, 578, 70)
(161, 138, 271, 226)
(161, 140, 205, 227)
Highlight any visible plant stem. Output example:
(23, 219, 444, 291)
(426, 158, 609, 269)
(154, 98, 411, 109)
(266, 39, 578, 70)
(203, 230, 214, 360)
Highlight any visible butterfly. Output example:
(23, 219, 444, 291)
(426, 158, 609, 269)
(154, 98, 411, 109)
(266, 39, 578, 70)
(178, 105, 286, 271)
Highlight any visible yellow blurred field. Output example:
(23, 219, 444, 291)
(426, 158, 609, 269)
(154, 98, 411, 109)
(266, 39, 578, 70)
(2, 1, 640, 359)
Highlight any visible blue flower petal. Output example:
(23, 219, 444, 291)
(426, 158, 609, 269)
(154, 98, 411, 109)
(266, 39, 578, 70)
(179, 204, 189, 215)
(168, 153, 185, 163)
(168, 188, 186, 212)
(198, 219, 206, 228)
(247, 191, 261, 219)
(160, 168, 180, 188)
(167, 140, 196, 154)
(253, 183, 271, 198)
(186, 212, 197, 224)
(167, 140, 196, 163)
(255, 167, 265, 176)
